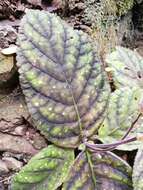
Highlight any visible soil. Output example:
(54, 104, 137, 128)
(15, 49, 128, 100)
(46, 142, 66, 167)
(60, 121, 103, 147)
(0, 0, 142, 189)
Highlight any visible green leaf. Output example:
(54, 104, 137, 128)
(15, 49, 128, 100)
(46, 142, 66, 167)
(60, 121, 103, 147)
(11, 145, 74, 190)
(62, 150, 132, 190)
(133, 148, 143, 190)
(98, 87, 143, 150)
(17, 10, 110, 148)
(106, 46, 143, 88)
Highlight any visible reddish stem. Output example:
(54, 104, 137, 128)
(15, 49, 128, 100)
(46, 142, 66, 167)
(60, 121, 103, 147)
(85, 137, 137, 152)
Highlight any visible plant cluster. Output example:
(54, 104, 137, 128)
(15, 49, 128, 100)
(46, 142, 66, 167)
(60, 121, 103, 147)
(10, 10, 143, 190)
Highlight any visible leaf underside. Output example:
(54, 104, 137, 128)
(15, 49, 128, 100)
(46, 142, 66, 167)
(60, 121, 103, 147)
(62, 151, 132, 190)
(17, 10, 110, 148)
(98, 87, 143, 150)
(106, 46, 143, 88)
(11, 145, 74, 190)
(133, 148, 143, 190)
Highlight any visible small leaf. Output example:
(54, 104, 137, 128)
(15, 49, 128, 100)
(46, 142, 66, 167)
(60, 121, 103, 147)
(62, 150, 132, 190)
(11, 145, 74, 190)
(106, 46, 143, 88)
(17, 10, 110, 148)
(98, 87, 143, 150)
(133, 148, 143, 190)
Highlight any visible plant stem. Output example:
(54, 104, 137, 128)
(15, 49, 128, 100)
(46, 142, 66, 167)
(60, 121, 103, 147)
(60, 69, 84, 141)
(86, 150, 96, 186)
(86, 113, 142, 152)
(121, 113, 142, 140)
(85, 136, 137, 152)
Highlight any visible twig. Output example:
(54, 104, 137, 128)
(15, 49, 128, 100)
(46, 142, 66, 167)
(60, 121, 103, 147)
(0, 175, 13, 183)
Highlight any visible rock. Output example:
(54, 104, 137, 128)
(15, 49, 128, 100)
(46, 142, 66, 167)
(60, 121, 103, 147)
(0, 31, 9, 49)
(0, 160, 9, 174)
(0, 179, 4, 190)
(27, 0, 42, 6)
(2, 157, 23, 171)
(0, 54, 14, 73)
(32, 133, 47, 149)
(73, 2, 85, 10)
(0, 26, 17, 49)
(0, 119, 27, 136)
(0, 119, 47, 150)
(14, 125, 27, 136)
(0, 91, 47, 153)
(78, 24, 92, 33)
(0, 0, 24, 19)
(0, 132, 38, 155)
(0, 93, 28, 121)
(0, 52, 17, 91)
(1, 45, 17, 55)
(2, 152, 30, 163)
(68, 0, 84, 11)
(0, 1, 17, 19)
(25, 127, 47, 150)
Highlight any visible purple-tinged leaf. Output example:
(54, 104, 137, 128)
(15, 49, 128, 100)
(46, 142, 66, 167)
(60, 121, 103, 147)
(98, 87, 143, 150)
(17, 10, 110, 148)
(62, 150, 132, 190)
(106, 46, 143, 88)
(133, 148, 143, 190)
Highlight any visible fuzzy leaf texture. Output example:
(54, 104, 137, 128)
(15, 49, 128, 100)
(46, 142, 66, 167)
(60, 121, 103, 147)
(11, 145, 74, 190)
(106, 46, 143, 88)
(98, 87, 143, 150)
(133, 148, 143, 190)
(17, 10, 110, 148)
(62, 150, 132, 190)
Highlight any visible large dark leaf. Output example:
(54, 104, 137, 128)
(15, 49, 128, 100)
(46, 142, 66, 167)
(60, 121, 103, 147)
(133, 148, 143, 190)
(98, 87, 143, 150)
(17, 10, 110, 148)
(11, 145, 74, 190)
(62, 150, 132, 190)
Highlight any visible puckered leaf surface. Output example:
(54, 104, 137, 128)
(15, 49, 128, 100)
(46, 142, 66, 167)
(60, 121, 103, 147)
(62, 150, 132, 190)
(17, 10, 110, 147)
(133, 148, 143, 190)
(106, 46, 143, 88)
(98, 87, 143, 150)
(11, 145, 74, 190)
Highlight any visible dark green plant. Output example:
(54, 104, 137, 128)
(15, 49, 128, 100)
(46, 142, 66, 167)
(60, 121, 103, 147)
(10, 10, 143, 190)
